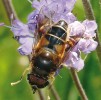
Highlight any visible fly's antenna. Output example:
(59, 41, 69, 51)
(11, 64, 31, 86)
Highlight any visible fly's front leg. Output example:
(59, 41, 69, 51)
(11, 63, 32, 86)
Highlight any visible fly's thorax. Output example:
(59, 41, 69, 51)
(54, 20, 68, 32)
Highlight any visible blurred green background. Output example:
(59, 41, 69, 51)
(0, 0, 101, 100)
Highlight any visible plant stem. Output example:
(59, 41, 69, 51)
(38, 90, 45, 100)
(82, 0, 94, 20)
(2, 0, 18, 20)
(49, 85, 61, 100)
(70, 68, 88, 100)
(82, 0, 101, 66)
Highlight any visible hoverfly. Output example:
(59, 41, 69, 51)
(11, 6, 80, 93)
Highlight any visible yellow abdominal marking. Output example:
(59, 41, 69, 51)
(46, 34, 66, 43)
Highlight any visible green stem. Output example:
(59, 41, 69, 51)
(49, 85, 61, 100)
(2, 0, 18, 20)
(70, 68, 88, 100)
(38, 90, 45, 100)
(82, 0, 101, 67)
(82, 0, 94, 20)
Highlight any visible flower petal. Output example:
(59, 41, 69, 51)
(65, 12, 76, 24)
(78, 38, 98, 54)
(32, 0, 53, 11)
(11, 20, 32, 37)
(32, 0, 42, 11)
(72, 58, 84, 71)
(27, 10, 39, 33)
(69, 21, 85, 36)
(82, 19, 97, 38)
(82, 19, 97, 32)
(27, 10, 39, 21)
(65, 0, 76, 12)
(65, 52, 84, 71)
(32, 0, 76, 23)
(18, 37, 34, 55)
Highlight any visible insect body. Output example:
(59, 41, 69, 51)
(27, 20, 78, 93)
(11, 19, 79, 93)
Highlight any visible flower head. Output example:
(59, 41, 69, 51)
(7, 0, 97, 71)
(68, 20, 98, 54)
(64, 19, 98, 71)
(32, 0, 76, 23)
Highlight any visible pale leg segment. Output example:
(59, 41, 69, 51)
(11, 65, 31, 86)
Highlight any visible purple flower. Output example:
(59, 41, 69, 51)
(27, 10, 41, 33)
(82, 19, 97, 38)
(63, 12, 76, 24)
(77, 38, 98, 54)
(63, 19, 98, 71)
(32, 0, 50, 11)
(69, 21, 85, 37)
(11, 20, 35, 55)
(65, 52, 84, 71)
(11, 20, 32, 36)
(69, 20, 98, 54)
(32, 0, 71, 11)
(69, 20, 97, 38)
(52, 11, 76, 23)
(65, 0, 76, 12)
(18, 37, 34, 55)
(32, 0, 76, 23)
(27, 11, 46, 33)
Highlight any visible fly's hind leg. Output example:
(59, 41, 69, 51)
(48, 73, 55, 89)
(11, 63, 31, 86)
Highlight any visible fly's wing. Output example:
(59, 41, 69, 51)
(32, 2, 67, 55)
(63, 35, 81, 64)
(34, 0, 64, 39)
(31, 5, 56, 54)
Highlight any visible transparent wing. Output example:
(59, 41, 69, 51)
(31, 4, 58, 54)
(63, 36, 81, 64)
